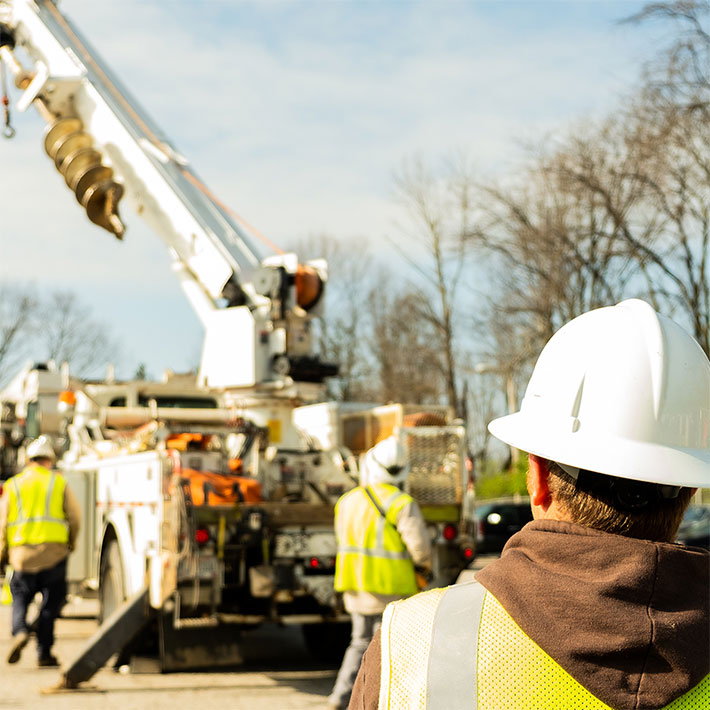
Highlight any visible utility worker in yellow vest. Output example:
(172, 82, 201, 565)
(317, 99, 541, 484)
(350, 300, 710, 710)
(0, 435, 80, 667)
(328, 436, 431, 710)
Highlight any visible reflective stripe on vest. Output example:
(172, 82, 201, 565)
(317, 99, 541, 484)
(334, 484, 417, 596)
(6, 466, 69, 547)
(378, 581, 710, 709)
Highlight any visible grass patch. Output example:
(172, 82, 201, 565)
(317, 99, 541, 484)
(475, 455, 529, 500)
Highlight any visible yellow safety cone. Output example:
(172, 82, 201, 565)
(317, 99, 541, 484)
(1, 567, 13, 605)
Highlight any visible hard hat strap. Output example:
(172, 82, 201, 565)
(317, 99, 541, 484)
(557, 463, 580, 480)
(658, 485, 682, 499)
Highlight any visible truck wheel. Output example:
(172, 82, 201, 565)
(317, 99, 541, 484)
(99, 539, 125, 624)
(301, 622, 351, 663)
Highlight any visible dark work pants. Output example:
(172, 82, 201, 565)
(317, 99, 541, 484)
(10, 558, 67, 659)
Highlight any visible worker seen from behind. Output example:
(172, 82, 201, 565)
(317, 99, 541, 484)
(328, 436, 432, 710)
(0, 435, 80, 667)
(351, 299, 709, 709)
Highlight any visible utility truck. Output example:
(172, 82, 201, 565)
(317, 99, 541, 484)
(1, 361, 365, 670)
(0, 0, 474, 681)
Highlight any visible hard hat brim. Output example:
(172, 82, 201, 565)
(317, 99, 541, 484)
(489, 412, 710, 489)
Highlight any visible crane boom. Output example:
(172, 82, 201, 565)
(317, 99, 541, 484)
(0, 0, 336, 391)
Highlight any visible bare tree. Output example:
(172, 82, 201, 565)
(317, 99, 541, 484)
(466, 0, 709, 381)
(626, 1, 709, 112)
(367, 284, 444, 405)
(464, 366, 499, 463)
(546, 101, 709, 354)
(473, 94, 708, 359)
(628, 105, 707, 352)
(469, 126, 634, 379)
(630, 1, 709, 351)
(391, 156, 474, 415)
(39, 290, 119, 377)
(0, 285, 38, 384)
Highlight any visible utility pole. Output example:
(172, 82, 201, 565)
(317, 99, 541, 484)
(474, 362, 519, 466)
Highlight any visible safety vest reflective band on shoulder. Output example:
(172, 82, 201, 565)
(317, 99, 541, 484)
(6, 465, 69, 547)
(378, 581, 710, 709)
(334, 483, 417, 597)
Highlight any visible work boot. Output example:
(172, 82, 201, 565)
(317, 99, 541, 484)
(6, 630, 29, 664)
(37, 654, 59, 668)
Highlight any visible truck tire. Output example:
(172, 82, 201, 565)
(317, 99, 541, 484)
(99, 539, 125, 625)
(301, 622, 351, 663)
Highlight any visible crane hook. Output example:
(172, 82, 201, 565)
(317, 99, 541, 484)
(1, 59, 15, 139)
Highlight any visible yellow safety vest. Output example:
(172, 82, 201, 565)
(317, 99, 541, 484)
(334, 484, 417, 597)
(6, 465, 69, 547)
(378, 581, 710, 709)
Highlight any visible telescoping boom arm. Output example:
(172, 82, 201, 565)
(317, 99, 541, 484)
(0, 0, 336, 390)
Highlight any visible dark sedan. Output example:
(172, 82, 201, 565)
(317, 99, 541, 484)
(474, 500, 533, 554)
(676, 504, 710, 549)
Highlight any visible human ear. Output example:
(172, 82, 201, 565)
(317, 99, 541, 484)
(528, 454, 551, 510)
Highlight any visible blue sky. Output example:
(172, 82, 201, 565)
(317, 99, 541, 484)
(0, 0, 660, 379)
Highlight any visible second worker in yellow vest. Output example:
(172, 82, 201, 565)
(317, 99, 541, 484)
(0, 435, 81, 667)
(328, 436, 431, 710)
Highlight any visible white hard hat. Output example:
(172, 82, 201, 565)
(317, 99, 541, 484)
(26, 435, 56, 462)
(363, 436, 409, 485)
(488, 299, 710, 488)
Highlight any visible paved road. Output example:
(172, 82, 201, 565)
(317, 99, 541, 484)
(0, 557, 498, 710)
(0, 598, 339, 710)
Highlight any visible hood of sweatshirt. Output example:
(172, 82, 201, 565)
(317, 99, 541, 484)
(476, 519, 709, 710)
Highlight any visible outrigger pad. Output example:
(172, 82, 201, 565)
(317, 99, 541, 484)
(58, 587, 152, 689)
(158, 611, 243, 671)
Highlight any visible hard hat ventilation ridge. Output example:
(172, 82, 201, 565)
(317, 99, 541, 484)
(372, 455, 403, 476)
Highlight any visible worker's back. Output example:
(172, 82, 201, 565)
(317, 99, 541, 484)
(377, 519, 709, 709)
(6, 464, 69, 549)
(334, 482, 418, 598)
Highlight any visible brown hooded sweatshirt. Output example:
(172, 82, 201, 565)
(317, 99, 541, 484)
(350, 519, 710, 710)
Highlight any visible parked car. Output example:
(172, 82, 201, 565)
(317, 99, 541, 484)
(676, 504, 710, 549)
(474, 500, 533, 554)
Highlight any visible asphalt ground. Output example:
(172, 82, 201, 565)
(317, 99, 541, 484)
(0, 556, 498, 710)
(0, 597, 339, 710)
